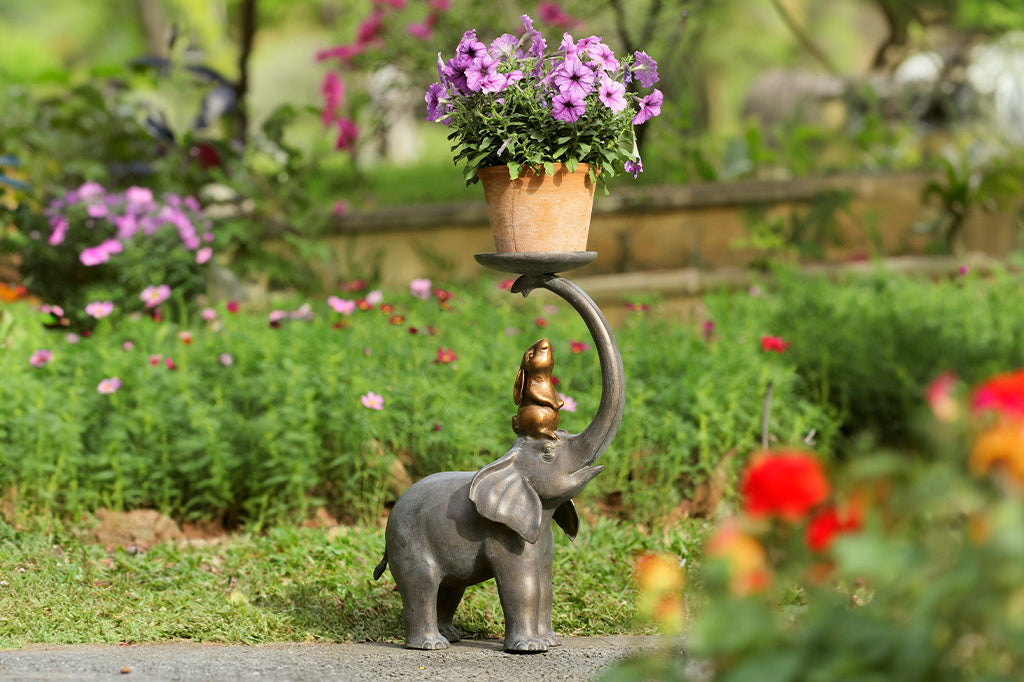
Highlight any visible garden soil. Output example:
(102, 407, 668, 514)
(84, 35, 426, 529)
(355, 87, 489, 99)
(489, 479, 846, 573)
(0, 636, 674, 681)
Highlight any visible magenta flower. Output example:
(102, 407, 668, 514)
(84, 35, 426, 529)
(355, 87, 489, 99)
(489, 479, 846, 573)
(597, 74, 627, 113)
(47, 217, 68, 246)
(97, 377, 122, 394)
(195, 247, 213, 265)
(335, 118, 359, 151)
(539, 2, 579, 30)
(406, 21, 431, 40)
(554, 58, 595, 99)
(631, 50, 659, 87)
(361, 391, 385, 411)
(551, 91, 586, 122)
(85, 301, 114, 319)
(632, 89, 663, 125)
(410, 278, 433, 300)
(29, 349, 52, 368)
(140, 284, 171, 308)
(320, 71, 344, 127)
(327, 296, 356, 315)
(333, 200, 349, 216)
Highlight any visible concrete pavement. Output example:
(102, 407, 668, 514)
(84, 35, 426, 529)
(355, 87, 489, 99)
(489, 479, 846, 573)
(0, 636, 678, 681)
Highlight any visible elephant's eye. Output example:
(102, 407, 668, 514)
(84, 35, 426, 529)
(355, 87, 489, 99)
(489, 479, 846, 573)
(541, 443, 557, 462)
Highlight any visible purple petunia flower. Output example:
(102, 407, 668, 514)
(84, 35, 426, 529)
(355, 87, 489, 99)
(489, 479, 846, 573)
(597, 73, 627, 113)
(425, 82, 450, 122)
(466, 55, 507, 93)
(488, 33, 521, 61)
(551, 91, 586, 122)
(624, 159, 644, 178)
(520, 15, 547, 57)
(455, 30, 487, 61)
(632, 50, 659, 87)
(443, 55, 472, 95)
(585, 41, 619, 72)
(553, 57, 595, 100)
(632, 89, 663, 125)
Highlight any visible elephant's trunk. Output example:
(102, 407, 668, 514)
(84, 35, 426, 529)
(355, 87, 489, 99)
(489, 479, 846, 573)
(512, 274, 625, 466)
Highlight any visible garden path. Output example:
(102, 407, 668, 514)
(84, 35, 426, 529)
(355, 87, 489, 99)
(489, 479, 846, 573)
(0, 636, 671, 681)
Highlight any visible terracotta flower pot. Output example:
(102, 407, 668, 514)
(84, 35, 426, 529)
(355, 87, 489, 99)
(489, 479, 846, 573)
(478, 163, 596, 253)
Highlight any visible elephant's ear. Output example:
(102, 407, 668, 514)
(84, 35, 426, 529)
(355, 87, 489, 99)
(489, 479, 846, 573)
(469, 454, 542, 544)
(552, 500, 579, 542)
(513, 367, 525, 405)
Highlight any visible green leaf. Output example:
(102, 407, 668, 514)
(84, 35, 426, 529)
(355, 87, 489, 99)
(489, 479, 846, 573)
(566, 158, 578, 174)
(543, 161, 555, 176)
(507, 162, 521, 180)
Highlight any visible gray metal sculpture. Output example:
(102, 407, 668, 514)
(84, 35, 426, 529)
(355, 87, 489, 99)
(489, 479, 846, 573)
(373, 273, 625, 652)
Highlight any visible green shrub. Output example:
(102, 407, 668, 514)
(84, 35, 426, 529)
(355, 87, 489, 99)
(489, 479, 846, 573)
(0, 277, 834, 527)
(707, 265, 1024, 447)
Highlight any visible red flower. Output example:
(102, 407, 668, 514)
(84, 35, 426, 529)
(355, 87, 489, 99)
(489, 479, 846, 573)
(434, 288, 453, 302)
(165, 357, 178, 371)
(499, 279, 515, 291)
(226, 300, 239, 314)
(569, 341, 590, 354)
(380, 303, 395, 314)
(357, 299, 373, 311)
(389, 314, 405, 325)
(805, 502, 862, 552)
(760, 335, 790, 353)
(332, 320, 347, 330)
(972, 369, 1024, 420)
(535, 317, 548, 329)
(625, 302, 650, 313)
(741, 450, 829, 521)
(436, 347, 457, 364)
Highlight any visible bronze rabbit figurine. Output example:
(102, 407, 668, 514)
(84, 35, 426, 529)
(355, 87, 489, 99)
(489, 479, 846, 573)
(512, 338, 564, 440)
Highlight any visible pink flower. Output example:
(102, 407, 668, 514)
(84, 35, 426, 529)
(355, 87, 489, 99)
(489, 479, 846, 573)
(201, 308, 217, 322)
(122, 341, 134, 351)
(226, 300, 239, 314)
(366, 290, 384, 305)
(165, 357, 177, 371)
(140, 284, 171, 309)
(327, 296, 356, 315)
(124, 186, 153, 207)
(149, 354, 162, 366)
(29, 349, 52, 368)
(195, 247, 213, 264)
(407, 21, 431, 40)
(436, 347, 458, 364)
(219, 353, 234, 366)
(97, 377, 122, 394)
(361, 391, 384, 410)
(85, 301, 114, 319)
(559, 393, 577, 412)
(597, 73, 627, 113)
(65, 333, 80, 344)
(178, 331, 193, 345)
(632, 89, 663, 125)
(499, 279, 514, 291)
(333, 200, 348, 216)
(927, 371, 960, 422)
(410, 278, 432, 300)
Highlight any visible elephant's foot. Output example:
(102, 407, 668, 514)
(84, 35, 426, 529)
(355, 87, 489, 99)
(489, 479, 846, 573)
(504, 636, 549, 653)
(438, 623, 461, 643)
(405, 633, 450, 650)
(541, 631, 562, 647)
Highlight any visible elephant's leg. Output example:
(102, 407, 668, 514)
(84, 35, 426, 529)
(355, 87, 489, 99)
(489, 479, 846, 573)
(436, 585, 465, 643)
(391, 559, 449, 650)
(537, 553, 561, 647)
(493, 558, 548, 653)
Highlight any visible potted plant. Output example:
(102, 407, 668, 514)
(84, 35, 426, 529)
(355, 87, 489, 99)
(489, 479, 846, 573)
(426, 14, 662, 254)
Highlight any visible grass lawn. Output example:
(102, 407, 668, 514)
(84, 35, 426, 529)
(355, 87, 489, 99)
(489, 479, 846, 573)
(0, 513, 706, 647)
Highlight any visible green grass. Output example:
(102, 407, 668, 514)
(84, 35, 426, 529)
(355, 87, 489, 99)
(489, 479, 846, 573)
(0, 515, 708, 647)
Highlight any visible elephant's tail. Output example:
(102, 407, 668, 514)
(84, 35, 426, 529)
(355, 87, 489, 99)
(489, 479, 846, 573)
(372, 549, 388, 580)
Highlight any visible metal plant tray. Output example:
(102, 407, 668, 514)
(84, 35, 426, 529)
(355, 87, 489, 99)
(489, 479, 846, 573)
(474, 251, 598, 275)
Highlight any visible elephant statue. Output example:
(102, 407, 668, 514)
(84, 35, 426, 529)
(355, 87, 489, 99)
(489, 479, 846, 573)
(372, 273, 626, 652)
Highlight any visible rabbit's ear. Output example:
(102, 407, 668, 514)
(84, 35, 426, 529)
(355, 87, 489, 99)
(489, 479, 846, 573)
(514, 367, 525, 405)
